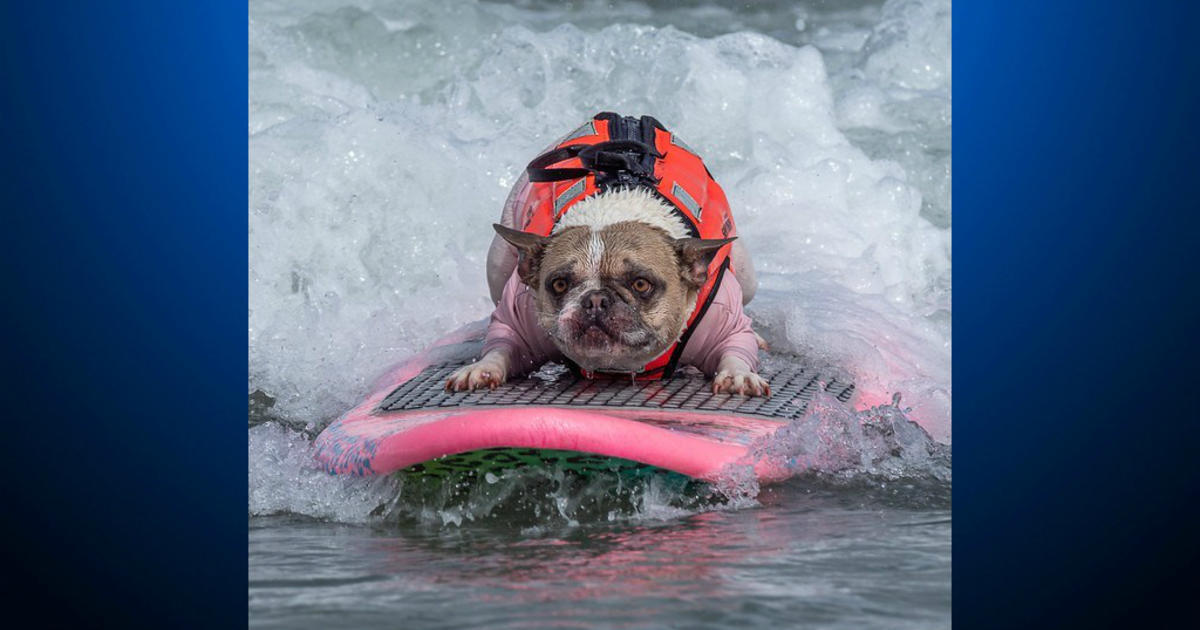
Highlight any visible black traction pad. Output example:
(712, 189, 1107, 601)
(378, 361, 854, 421)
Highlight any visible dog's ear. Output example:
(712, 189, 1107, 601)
(674, 237, 735, 288)
(494, 224, 550, 286)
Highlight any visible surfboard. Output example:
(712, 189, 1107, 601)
(313, 321, 856, 483)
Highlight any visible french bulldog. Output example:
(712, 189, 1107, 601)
(447, 186, 768, 396)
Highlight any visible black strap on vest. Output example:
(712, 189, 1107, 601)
(526, 113, 703, 238)
(526, 139, 662, 184)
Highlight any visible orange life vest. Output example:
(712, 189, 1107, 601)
(516, 112, 738, 380)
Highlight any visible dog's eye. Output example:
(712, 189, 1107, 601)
(631, 278, 653, 294)
(551, 278, 569, 294)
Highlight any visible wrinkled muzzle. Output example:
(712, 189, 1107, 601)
(554, 288, 663, 370)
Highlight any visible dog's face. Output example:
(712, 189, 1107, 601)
(495, 221, 731, 372)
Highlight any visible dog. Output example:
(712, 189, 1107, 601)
(446, 113, 768, 396)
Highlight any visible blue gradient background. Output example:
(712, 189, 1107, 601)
(0, 2, 244, 626)
(956, 1, 1199, 627)
(0, 0, 1196, 626)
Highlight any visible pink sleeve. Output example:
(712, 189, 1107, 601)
(481, 271, 562, 375)
(678, 272, 760, 376)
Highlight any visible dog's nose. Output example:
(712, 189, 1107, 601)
(582, 290, 610, 315)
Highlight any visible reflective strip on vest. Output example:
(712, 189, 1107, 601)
(671, 182, 702, 220)
(561, 121, 596, 143)
(670, 133, 696, 155)
(554, 178, 586, 214)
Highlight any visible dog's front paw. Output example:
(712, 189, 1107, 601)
(445, 354, 508, 392)
(711, 367, 770, 397)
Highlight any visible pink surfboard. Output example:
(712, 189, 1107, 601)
(313, 321, 855, 483)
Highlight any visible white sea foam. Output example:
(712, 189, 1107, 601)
(249, 0, 952, 521)
(248, 422, 399, 522)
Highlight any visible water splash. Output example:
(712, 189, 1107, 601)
(713, 388, 950, 502)
(249, 422, 400, 523)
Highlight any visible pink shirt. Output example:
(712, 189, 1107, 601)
(482, 270, 760, 377)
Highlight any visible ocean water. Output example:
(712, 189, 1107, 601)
(249, 0, 952, 626)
